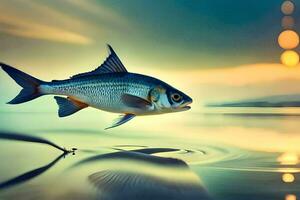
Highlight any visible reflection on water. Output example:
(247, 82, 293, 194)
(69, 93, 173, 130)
(0, 132, 73, 153)
(80, 149, 211, 200)
(0, 134, 211, 200)
(278, 152, 299, 165)
(0, 152, 68, 190)
(0, 111, 300, 199)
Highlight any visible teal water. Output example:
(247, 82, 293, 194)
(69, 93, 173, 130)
(0, 110, 299, 200)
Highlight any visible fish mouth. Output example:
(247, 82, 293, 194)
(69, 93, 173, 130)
(180, 101, 192, 110)
(182, 105, 191, 110)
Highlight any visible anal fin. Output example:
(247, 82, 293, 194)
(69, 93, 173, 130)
(105, 114, 135, 130)
(54, 96, 88, 117)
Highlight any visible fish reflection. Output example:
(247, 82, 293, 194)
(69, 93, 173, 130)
(0, 152, 68, 190)
(74, 148, 212, 200)
(0, 131, 73, 153)
(73, 147, 186, 167)
(0, 131, 75, 190)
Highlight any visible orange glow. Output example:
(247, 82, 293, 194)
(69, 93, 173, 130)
(281, 1, 295, 15)
(278, 152, 299, 165)
(282, 173, 295, 183)
(286, 194, 297, 200)
(281, 50, 299, 67)
(282, 16, 294, 29)
(278, 30, 299, 49)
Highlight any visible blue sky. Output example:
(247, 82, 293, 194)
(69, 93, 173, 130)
(99, 0, 299, 67)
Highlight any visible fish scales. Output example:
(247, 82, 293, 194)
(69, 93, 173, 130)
(42, 73, 154, 113)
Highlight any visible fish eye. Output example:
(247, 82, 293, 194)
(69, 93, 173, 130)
(171, 93, 182, 103)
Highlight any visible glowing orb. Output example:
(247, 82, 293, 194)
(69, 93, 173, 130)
(281, 1, 295, 15)
(282, 16, 294, 29)
(278, 30, 299, 49)
(278, 152, 299, 165)
(281, 50, 299, 67)
(285, 194, 297, 200)
(282, 173, 295, 183)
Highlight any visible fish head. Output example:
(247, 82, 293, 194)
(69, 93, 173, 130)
(149, 85, 193, 113)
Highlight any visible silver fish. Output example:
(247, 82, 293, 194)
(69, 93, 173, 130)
(1, 45, 192, 129)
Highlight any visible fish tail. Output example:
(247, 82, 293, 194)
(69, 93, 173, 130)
(1, 62, 46, 104)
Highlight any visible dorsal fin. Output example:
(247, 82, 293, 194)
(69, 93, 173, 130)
(71, 44, 127, 79)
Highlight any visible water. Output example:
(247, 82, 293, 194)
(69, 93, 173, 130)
(0, 109, 299, 200)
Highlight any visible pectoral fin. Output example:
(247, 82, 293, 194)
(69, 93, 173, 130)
(105, 114, 135, 130)
(54, 96, 88, 117)
(121, 94, 152, 109)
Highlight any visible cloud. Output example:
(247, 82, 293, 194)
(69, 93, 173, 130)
(170, 63, 300, 87)
(65, 0, 128, 29)
(134, 63, 300, 90)
(0, 15, 92, 45)
(0, 0, 128, 45)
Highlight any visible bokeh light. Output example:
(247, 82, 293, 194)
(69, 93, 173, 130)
(282, 173, 295, 183)
(282, 16, 295, 29)
(281, 1, 295, 15)
(278, 152, 299, 165)
(281, 50, 299, 67)
(278, 30, 299, 49)
(286, 194, 297, 200)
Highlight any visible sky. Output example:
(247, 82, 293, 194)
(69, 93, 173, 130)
(1, 0, 300, 110)
(2, 0, 300, 154)
(1, 0, 296, 67)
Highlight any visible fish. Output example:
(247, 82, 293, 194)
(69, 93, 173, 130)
(1, 45, 192, 129)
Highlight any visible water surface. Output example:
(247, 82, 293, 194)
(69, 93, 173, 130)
(0, 109, 299, 200)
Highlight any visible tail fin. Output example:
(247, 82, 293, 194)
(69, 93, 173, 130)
(1, 63, 45, 104)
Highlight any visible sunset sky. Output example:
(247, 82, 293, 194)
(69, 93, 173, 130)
(1, 0, 300, 109)
(1, 0, 300, 154)
(2, 4, 300, 200)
